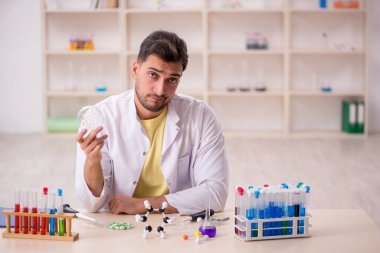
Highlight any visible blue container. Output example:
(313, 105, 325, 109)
(320, 0, 327, 8)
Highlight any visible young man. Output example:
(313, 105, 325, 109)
(75, 30, 229, 215)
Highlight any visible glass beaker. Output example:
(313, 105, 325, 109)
(95, 62, 108, 93)
(226, 64, 238, 92)
(66, 61, 76, 91)
(239, 60, 251, 92)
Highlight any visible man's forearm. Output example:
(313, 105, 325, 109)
(84, 158, 104, 197)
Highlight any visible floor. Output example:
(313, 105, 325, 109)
(0, 134, 379, 227)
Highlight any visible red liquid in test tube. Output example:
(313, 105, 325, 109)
(32, 190, 38, 234)
(14, 189, 21, 233)
(23, 190, 29, 234)
(41, 187, 48, 235)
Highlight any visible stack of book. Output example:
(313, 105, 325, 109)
(44, 0, 118, 10)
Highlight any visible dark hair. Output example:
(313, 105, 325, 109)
(137, 30, 188, 71)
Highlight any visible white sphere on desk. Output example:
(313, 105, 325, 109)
(144, 200, 151, 209)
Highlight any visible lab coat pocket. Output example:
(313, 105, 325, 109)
(177, 155, 191, 188)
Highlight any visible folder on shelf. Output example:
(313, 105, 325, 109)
(342, 100, 365, 134)
(356, 101, 365, 134)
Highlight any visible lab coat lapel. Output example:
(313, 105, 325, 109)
(127, 90, 142, 137)
(162, 101, 180, 157)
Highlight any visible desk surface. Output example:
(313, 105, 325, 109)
(1, 209, 380, 253)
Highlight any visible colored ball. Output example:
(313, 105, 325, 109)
(194, 231, 202, 238)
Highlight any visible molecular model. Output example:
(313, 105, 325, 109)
(135, 200, 175, 239)
(182, 217, 210, 244)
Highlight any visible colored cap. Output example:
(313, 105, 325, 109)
(237, 187, 244, 196)
(43, 187, 48, 194)
(57, 188, 62, 197)
(305, 185, 310, 193)
(263, 184, 269, 188)
(248, 185, 254, 190)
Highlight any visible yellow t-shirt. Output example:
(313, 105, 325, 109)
(133, 107, 169, 198)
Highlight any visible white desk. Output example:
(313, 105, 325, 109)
(1, 209, 380, 253)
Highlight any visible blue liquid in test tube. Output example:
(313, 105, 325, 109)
(49, 192, 56, 236)
(287, 188, 295, 235)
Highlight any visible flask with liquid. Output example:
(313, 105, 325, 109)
(199, 183, 217, 237)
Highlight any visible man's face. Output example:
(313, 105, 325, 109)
(133, 55, 182, 114)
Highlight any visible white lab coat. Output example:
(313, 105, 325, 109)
(75, 89, 229, 215)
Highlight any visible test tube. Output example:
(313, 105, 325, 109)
(258, 188, 265, 219)
(245, 189, 252, 220)
(262, 185, 270, 234)
(14, 189, 21, 233)
(305, 185, 311, 211)
(238, 187, 245, 217)
(294, 188, 301, 235)
(268, 188, 276, 236)
(294, 188, 300, 217)
(31, 190, 38, 234)
(253, 190, 260, 220)
(279, 186, 287, 235)
(252, 189, 260, 237)
(57, 188, 65, 236)
(49, 191, 56, 236)
(247, 186, 254, 220)
(23, 190, 29, 234)
(235, 187, 238, 216)
(298, 185, 311, 234)
(273, 187, 280, 236)
(235, 186, 244, 216)
(287, 187, 295, 235)
(41, 187, 48, 235)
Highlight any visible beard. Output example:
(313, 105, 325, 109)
(135, 81, 169, 113)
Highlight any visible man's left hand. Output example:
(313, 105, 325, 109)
(108, 194, 145, 214)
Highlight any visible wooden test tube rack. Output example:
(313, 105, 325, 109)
(2, 210, 79, 241)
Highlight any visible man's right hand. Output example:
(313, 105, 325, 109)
(76, 127, 108, 161)
(76, 127, 108, 197)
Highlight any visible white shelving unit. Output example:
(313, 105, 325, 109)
(42, 0, 368, 137)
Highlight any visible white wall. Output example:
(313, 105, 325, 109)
(0, 0, 379, 133)
(0, 0, 43, 133)
(368, 0, 380, 133)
